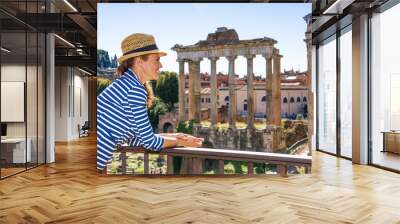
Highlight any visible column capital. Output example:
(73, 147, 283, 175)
(225, 55, 237, 62)
(244, 54, 255, 60)
(191, 58, 203, 63)
(273, 49, 283, 58)
(208, 56, 219, 62)
(177, 58, 186, 63)
(262, 53, 273, 59)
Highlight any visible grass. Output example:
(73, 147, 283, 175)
(200, 121, 267, 131)
(200, 119, 308, 131)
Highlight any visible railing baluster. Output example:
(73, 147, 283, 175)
(247, 162, 254, 175)
(305, 165, 312, 174)
(192, 157, 203, 174)
(120, 151, 127, 174)
(144, 151, 149, 175)
(105, 147, 311, 177)
(180, 156, 191, 175)
(167, 155, 174, 174)
(218, 160, 224, 175)
(277, 164, 288, 177)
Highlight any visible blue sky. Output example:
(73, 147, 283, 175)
(98, 3, 310, 77)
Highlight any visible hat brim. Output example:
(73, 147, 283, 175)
(117, 50, 167, 64)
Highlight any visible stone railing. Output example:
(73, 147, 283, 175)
(100, 147, 312, 177)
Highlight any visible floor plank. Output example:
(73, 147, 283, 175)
(0, 135, 399, 223)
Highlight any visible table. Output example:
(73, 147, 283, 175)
(1, 138, 31, 163)
(381, 131, 400, 154)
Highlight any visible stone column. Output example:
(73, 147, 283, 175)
(263, 53, 273, 125)
(188, 60, 195, 121)
(227, 55, 237, 129)
(189, 58, 202, 124)
(272, 50, 282, 126)
(245, 54, 255, 129)
(209, 57, 219, 127)
(178, 59, 186, 122)
(306, 30, 313, 156)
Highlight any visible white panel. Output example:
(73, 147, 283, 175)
(1, 82, 25, 122)
(390, 74, 400, 130)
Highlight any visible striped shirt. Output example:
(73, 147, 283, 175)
(97, 68, 164, 170)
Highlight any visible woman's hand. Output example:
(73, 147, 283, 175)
(160, 133, 204, 148)
(176, 134, 204, 148)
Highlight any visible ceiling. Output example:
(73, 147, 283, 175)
(0, 0, 97, 73)
(1, 0, 396, 74)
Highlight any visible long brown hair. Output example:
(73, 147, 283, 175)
(116, 55, 154, 109)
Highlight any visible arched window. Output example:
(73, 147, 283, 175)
(283, 97, 288, 103)
(224, 96, 229, 102)
(303, 96, 307, 102)
(261, 96, 266, 102)
(296, 97, 301, 102)
(290, 97, 295, 103)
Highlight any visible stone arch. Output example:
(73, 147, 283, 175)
(158, 112, 178, 133)
(163, 122, 174, 133)
(224, 96, 229, 102)
(261, 96, 266, 102)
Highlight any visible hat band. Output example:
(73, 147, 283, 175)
(123, 44, 159, 56)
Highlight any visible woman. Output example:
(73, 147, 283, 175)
(97, 33, 203, 171)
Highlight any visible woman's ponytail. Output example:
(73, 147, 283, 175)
(143, 82, 154, 109)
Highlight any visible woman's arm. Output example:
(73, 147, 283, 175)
(162, 134, 203, 148)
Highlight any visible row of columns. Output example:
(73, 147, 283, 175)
(178, 52, 281, 129)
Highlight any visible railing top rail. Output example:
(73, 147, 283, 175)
(116, 146, 312, 165)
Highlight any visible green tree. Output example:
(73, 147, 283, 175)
(148, 96, 167, 131)
(302, 104, 308, 118)
(176, 120, 194, 134)
(97, 49, 104, 68)
(104, 51, 111, 68)
(97, 78, 112, 96)
(111, 55, 118, 68)
(155, 71, 179, 112)
(97, 49, 113, 68)
(149, 80, 157, 91)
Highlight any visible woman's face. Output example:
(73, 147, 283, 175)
(140, 54, 163, 80)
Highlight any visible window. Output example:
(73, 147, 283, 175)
(340, 27, 352, 158)
(370, 3, 400, 171)
(303, 96, 307, 102)
(283, 97, 288, 103)
(0, 2, 46, 179)
(296, 97, 301, 102)
(317, 35, 337, 155)
(290, 97, 295, 103)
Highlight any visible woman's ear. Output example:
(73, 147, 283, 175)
(133, 57, 141, 67)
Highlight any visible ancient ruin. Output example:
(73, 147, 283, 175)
(171, 27, 285, 151)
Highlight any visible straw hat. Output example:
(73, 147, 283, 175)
(117, 33, 167, 64)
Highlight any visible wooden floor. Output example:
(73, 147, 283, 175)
(1, 135, 400, 224)
(372, 150, 400, 171)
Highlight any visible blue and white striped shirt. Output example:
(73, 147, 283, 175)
(97, 68, 164, 170)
